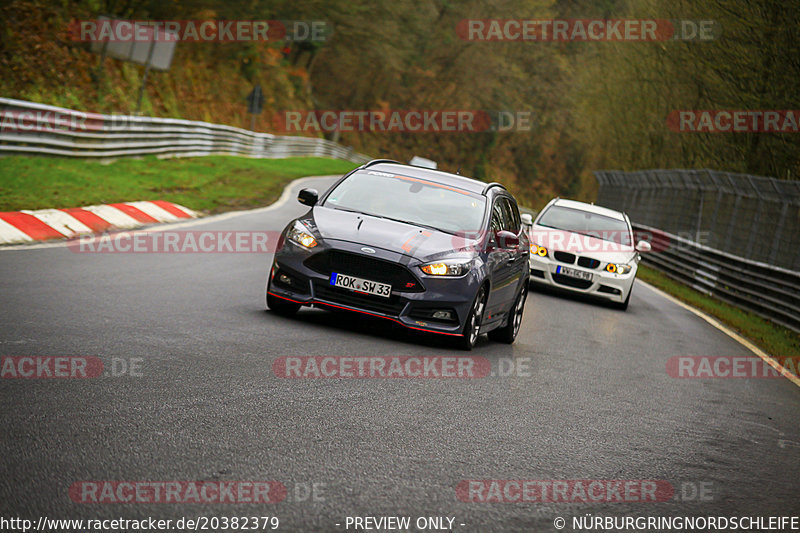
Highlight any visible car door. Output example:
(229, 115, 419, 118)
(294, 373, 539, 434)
(502, 197, 528, 294)
(484, 196, 517, 324)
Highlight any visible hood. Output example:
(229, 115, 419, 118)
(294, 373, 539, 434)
(306, 206, 477, 262)
(530, 225, 637, 264)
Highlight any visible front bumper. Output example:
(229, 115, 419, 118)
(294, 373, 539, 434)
(268, 240, 481, 337)
(528, 255, 636, 303)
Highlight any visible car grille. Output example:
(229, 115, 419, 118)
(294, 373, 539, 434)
(304, 250, 424, 292)
(552, 273, 593, 289)
(577, 256, 601, 269)
(553, 251, 576, 264)
(312, 280, 407, 316)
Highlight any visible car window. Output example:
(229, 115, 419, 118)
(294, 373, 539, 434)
(536, 204, 632, 245)
(323, 171, 486, 234)
(501, 197, 521, 233)
(490, 201, 504, 233)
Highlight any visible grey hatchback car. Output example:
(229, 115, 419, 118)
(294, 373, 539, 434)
(266, 160, 529, 349)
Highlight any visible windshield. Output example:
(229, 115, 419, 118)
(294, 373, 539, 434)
(323, 171, 487, 234)
(536, 205, 632, 245)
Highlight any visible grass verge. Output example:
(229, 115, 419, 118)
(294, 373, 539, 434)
(0, 156, 359, 213)
(637, 264, 800, 359)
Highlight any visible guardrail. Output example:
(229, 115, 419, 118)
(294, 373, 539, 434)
(0, 98, 371, 163)
(634, 223, 800, 333)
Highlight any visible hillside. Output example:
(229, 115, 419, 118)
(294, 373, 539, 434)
(2, 0, 798, 211)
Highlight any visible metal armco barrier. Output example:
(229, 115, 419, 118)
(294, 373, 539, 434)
(595, 169, 800, 271)
(632, 223, 800, 333)
(0, 98, 370, 163)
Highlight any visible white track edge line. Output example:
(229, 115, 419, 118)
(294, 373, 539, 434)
(639, 280, 800, 389)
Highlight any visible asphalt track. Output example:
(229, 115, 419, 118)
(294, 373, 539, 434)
(1, 176, 798, 532)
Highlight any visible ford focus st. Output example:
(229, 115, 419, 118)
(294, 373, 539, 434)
(527, 198, 651, 310)
(266, 160, 529, 349)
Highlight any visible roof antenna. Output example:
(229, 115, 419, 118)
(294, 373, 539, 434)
(456, 166, 461, 175)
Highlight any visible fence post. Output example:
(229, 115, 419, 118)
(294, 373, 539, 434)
(769, 201, 789, 266)
(723, 174, 743, 256)
(744, 175, 764, 263)
(706, 171, 723, 249)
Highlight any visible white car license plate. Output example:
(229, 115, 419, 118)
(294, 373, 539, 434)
(330, 272, 392, 298)
(556, 265, 593, 281)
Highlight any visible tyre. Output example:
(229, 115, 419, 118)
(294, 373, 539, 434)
(456, 285, 487, 351)
(488, 282, 527, 344)
(267, 289, 300, 316)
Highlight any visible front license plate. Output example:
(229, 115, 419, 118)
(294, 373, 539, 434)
(330, 272, 392, 298)
(556, 265, 593, 281)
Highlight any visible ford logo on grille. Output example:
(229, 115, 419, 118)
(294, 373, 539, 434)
(361, 247, 376, 254)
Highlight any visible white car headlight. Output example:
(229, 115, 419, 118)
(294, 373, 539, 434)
(605, 262, 632, 275)
(287, 221, 318, 249)
(419, 259, 472, 277)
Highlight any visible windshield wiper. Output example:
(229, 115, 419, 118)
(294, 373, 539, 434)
(366, 214, 453, 235)
(328, 206, 455, 235)
(330, 206, 363, 214)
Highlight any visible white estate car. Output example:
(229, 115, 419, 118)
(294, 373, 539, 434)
(527, 198, 651, 310)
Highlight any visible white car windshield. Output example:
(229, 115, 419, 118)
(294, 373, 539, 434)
(323, 171, 487, 235)
(537, 205, 632, 245)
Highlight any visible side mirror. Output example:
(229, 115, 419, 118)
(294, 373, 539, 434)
(298, 188, 318, 206)
(496, 230, 519, 249)
(636, 240, 652, 253)
(520, 213, 533, 226)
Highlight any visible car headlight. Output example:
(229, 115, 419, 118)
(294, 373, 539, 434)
(530, 243, 548, 257)
(420, 260, 472, 277)
(287, 221, 318, 249)
(605, 263, 632, 274)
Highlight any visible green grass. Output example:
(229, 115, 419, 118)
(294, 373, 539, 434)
(0, 156, 359, 213)
(637, 264, 800, 359)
